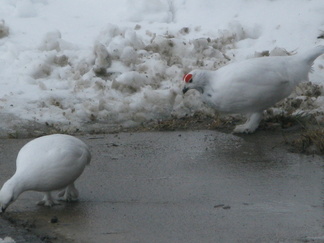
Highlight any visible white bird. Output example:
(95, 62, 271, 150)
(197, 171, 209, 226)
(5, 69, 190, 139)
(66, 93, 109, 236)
(0, 134, 91, 212)
(182, 45, 324, 133)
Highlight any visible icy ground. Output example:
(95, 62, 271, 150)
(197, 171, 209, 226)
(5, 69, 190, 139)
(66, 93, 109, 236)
(0, 0, 323, 136)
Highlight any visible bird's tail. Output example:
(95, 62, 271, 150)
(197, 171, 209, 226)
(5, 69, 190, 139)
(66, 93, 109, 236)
(300, 45, 324, 65)
(80, 144, 91, 166)
(84, 148, 91, 165)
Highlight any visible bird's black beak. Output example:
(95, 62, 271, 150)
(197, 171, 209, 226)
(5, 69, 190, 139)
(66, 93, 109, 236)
(182, 87, 189, 94)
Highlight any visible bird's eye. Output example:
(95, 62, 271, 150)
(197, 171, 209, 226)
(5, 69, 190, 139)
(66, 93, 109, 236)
(183, 73, 193, 83)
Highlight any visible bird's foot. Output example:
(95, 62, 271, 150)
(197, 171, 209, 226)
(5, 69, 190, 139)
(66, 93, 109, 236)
(57, 191, 78, 202)
(233, 112, 262, 134)
(37, 198, 60, 207)
(57, 184, 79, 202)
(233, 124, 257, 134)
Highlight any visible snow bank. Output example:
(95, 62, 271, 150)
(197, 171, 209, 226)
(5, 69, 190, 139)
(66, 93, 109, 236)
(0, 0, 323, 136)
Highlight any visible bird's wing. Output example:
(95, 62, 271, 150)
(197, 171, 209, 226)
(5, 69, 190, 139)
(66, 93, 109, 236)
(207, 58, 293, 112)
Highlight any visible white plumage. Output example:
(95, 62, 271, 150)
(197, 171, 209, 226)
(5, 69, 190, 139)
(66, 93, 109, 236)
(0, 134, 91, 212)
(183, 45, 324, 133)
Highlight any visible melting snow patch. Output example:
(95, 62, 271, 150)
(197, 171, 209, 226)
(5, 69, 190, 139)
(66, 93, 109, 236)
(0, 0, 323, 136)
(0, 237, 15, 243)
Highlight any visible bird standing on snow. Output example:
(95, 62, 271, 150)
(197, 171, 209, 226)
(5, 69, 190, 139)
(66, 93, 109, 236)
(0, 134, 91, 212)
(183, 45, 324, 133)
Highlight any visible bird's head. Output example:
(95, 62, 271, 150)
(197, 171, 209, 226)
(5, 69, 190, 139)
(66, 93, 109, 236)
(182, 70, 210, 94)
(0, 193, 13, 213)
(0, 181, 17, 213)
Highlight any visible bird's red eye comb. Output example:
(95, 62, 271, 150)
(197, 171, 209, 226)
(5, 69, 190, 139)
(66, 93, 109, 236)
(183, 73, 192, 83)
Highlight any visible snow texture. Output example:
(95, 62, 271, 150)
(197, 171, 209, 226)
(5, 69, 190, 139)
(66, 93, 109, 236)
(0, 0, 323, 136)
(0, 237, 15, 243)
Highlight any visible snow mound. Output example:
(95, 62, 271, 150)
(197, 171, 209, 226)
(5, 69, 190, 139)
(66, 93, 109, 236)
(0, 0, 323, 136)
(0, 237, 15, 243)
(1, 23, 244, 136)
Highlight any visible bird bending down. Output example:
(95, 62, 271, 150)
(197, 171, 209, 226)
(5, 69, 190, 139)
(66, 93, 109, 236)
(182, 45, 324, 133)
(0, 134, 91, 212)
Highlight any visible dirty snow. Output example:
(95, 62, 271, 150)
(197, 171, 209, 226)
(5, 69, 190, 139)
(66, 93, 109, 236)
(0, 0, 323, 136)
(0, 237, 15, 243)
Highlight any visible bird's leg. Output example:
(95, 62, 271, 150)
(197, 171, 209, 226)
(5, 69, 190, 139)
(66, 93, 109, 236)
(233, 112, 262, 134)
(58, 183, 79, 202)
(37, 192, 60, 207)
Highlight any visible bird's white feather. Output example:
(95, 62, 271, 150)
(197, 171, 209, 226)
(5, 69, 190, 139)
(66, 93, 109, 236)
(183, 46, 324, 133)
(0, 134, 91, 212)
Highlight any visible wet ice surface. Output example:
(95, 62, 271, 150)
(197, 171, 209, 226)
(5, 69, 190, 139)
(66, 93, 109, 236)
(0, 130, 323, 243)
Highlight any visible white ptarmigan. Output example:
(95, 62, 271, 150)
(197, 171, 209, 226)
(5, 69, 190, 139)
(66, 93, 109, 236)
(182, 45, 324, 133)
(0, 134, 91, 212)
